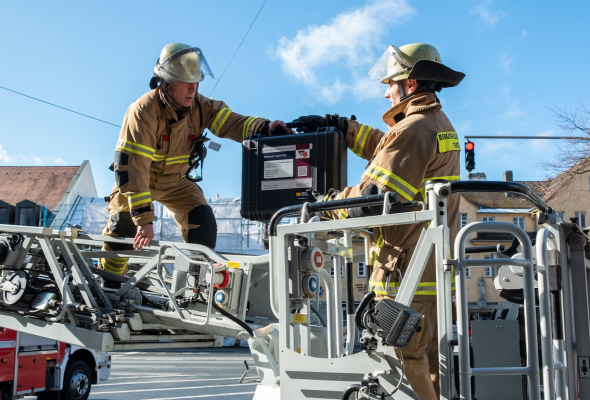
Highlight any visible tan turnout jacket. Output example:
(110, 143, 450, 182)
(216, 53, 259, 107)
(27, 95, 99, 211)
(336, 92, 460, 302)
(113, 88, 269, 226)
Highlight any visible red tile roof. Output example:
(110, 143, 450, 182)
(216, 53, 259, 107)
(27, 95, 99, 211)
(0, 166, 80, 207)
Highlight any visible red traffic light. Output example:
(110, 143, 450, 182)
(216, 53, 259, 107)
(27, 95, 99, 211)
(465, 141, 475, 151)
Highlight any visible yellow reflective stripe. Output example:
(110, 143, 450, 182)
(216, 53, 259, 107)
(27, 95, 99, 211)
(375, 228, 384, 247)
(166, 155, 190, 161)
(417, 187, 426, 201)
(421, 175, 461, 183)
(243, 116, 258, 139)
(129, 192, 150, 199)
(364, 165, 417, 201)
(165, 154, 190, 165)
(130, 198, 152, 206)
(117, 140, 155, 159)
(370, 250, 378, 264)
(117, 140, 155, 153)
(334, 208, 348, 219)
(369, 281, 440, 296)
(211, 108, 232, 136)
(103, 259, 127, 273)
(370, 281, 401, 288)
(353, 125, 371, 156)
(358, 125, 371, 156)
(152, 154, 167, 161)
(104, 259, 128, 268)
(128, 192, 152, 207)
(166, 160, 189, 165)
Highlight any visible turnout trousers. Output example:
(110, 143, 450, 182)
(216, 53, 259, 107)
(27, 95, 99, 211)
(98, 178, 217, 276)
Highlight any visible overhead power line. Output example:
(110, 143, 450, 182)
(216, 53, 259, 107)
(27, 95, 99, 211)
(209, 0, 268, 97)
(0, 85, 121, 128)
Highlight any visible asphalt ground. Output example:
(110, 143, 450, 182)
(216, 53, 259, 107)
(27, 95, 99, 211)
(27, 347, 260, 400)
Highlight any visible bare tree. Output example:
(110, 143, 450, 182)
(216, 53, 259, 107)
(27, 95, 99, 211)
(540, 102, 590, 195)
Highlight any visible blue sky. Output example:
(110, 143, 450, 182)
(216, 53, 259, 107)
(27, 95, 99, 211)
(1, 0, 588, 198)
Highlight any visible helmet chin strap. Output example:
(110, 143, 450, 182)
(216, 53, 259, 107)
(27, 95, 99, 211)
(160, 80, 183, 110)
(397, 81, 406, 101)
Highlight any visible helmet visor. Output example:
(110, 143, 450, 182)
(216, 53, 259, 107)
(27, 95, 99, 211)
(368, 45, 412, 83)
(157, 47, 215, 84)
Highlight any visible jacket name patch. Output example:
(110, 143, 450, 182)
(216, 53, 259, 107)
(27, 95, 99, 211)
(436, 131, 460, 153)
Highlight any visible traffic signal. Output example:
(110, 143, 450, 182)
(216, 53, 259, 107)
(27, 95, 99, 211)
(465, 141, 475, 172)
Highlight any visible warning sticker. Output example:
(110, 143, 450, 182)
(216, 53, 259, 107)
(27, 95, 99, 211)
(296, 149, 310, 159)
(264, 159, 293, 179)
(261, 142, 313, 190)
(293, 314, 306, 323)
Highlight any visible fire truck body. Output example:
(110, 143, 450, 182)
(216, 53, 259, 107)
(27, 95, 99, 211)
(0, 327, 110, 400)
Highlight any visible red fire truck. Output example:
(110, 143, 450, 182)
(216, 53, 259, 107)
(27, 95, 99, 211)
(0, 327, 110, 400)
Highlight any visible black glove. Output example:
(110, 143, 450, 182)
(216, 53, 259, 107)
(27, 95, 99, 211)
(324, 114, 348, 134)
(288, 114, 350, 134)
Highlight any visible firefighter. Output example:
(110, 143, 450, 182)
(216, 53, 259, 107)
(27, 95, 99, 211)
(99, 42, 290, 281)
(313, 43, 465, 400)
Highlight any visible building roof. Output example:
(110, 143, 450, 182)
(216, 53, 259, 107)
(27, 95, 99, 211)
(535, 157, 590, 201)
(0, 166, 80, 207)
(461, 180, 552, 209)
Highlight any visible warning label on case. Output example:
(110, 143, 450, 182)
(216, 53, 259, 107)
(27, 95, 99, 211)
(261, 143, 313, 191)
(264, 159, 293, 179)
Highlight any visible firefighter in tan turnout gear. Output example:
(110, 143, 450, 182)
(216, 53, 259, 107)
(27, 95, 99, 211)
(316, 43, 465, 400)
(99, 43, 290, 281)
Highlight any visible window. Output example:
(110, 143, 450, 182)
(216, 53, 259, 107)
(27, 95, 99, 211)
(0, 207, 7, 224)
(575, 212, 587, 228)
(330, 267, 343, 277)
(460, 214, 467, 228)
(513, 217, 525, 230)
(358, 263, 366, 277)
(18, 207, 35, 226)
(466, 267, 471, 278)
(482, 216, 495, 222)
(330, 267, 334, 277)
(557, 212, 565, 222)
(484, 256, 492, 278)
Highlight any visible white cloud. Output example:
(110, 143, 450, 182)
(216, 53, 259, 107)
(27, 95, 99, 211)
(471, 0, 506, 26)
(479, 129, 517, 155)
(52, 157, 66, 165)
(0, 144, 14, 162)
(499, 53, 513, 73)
(0, 150, 67, 165)
(273, 0, 415, 103)
(521, 30, 529, 39)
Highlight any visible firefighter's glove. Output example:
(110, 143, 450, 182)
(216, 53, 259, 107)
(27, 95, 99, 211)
(311, 188, 341, 219)
(324, 114, 349, 134)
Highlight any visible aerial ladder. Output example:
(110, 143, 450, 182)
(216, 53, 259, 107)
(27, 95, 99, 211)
(0, 179, 587, 400)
